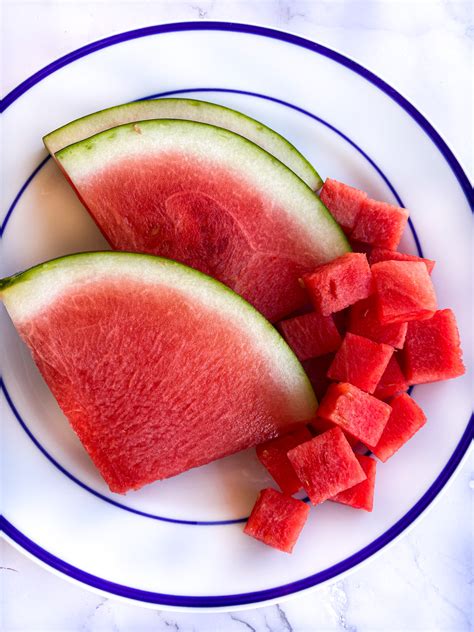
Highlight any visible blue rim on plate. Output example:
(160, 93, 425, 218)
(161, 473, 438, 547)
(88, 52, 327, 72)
(1, 22, 473, 608)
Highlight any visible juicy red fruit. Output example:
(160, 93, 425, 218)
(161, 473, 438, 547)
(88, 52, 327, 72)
(279, 312, 342, 361)
(302, 354, 334, 401)
(319, 178, 367, 234)
(256, 426, 313, 495)
(302, 253, 372, 316)
(327, 332, 394, 394)
(402, 309, 465, 384)
(331, 454, 377, 511)
(352, 198, 408, 250)
(287, 427, 366, 505)
(244, 488, 310, 553)
(348, 296, 407, 349)
(374, 355, 409, 400)
(369, 248, 435, 274)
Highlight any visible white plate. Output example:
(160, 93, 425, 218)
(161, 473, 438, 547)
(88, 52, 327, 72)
(1, 22, 472, 611)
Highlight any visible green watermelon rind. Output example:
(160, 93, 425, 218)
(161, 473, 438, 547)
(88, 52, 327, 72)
(43, 97, 323, 190)
(0, 251, 318, 419)
(54, 119, 349, 259)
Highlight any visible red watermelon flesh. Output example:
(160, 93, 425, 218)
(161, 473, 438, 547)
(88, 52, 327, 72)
(402, 309, 465, 384)
(278, 312, 342, 361)
(368, 393, 427, 462)
(319, 178, 367, 234)
(374, 355, 409, 400)
(369, 248, 435, 274)
(302, 253, 373, 316)
(331, 454, 376, 511)
(352, 198, 408, 250)
(55, 121, 349, 322)
(317, 383, 392, 446)
(244, 488, 310, 553)
(302, 354, 334, 401)
(310, 417, 359, 448)
(256, 426, 313, 495)
(287, 427, 366, 505)
(327, 332, 394, 394)
(1, 253, 317, 493)
(372, 261, 437, 324)
(348, 296, 407, 349)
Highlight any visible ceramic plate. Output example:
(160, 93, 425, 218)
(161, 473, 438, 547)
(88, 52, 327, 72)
(1, 22, 472, 611)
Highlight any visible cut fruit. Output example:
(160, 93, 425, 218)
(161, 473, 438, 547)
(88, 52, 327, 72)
(374, 355, 409, 400)
(309, 417, 359, 448)
(0, 252, 317, 493)
(352, 198, 408, 250)
(287, 427, 366, 505)
(319, 178, 367, 233)
(302, 354, 334, 401)
(244, 488, 310, 553)
(44, 98, 322, 189)
(317, 383, 392, 447)
(302, 253, 372, 316)
(256, 426, 313, 495)
(402, 309, 465, 384)
(368, 393, 427, 462)
(327, 332, 394, 394)
(372, 261, 437, 324)
(331, 454, 376, 511)
(54, 120, 349, 322)
(369, 248, 435, 274)
(278, 312, 342, 361)
(348, 297, 407, 349)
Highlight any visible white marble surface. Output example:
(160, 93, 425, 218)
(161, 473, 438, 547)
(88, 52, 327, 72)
(1, 1, 472, 630)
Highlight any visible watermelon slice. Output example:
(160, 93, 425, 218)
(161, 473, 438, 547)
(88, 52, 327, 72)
(287, 427, 366, 505)
(368, 393, 427, 462)
(327, 332, 394, 394)
(54, 120, 349, 322)
(0, 252, 317, 493)
(402, 309, 465, 384)
(319, 178, 367, 233)
(317, 383, 392, 446)
(372, 261, 437, 324)
(256, 426, 313, 495)
(309, 417, 359, 448)
(352, 198, 409, 250)
(348, 297, 408, 349)
(369, 248, 435, 274)
(374, 355, 409, 400)
(278, 312, 342, 361)
(44, 97, 322, 189)
(331, 454, 376, 511)
(302, 253, 373, 316)
(244, 488, 310, 553)
(302, 354, 334, 401)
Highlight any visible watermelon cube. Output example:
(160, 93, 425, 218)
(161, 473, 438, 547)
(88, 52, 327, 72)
(244, 488, 310, 553)
(310, 417, 359, 448)
(256, 426, 313, 495)
(372, 261, 437, 324)
(302, 354, 334, 401)
(331, 454, 377, 511)
(279, 312, 342, 361)
(352, 198, 409, 250)
(374, 355, 409, 400)
(327, 332, 394, 393)
(319, 178, 368, 234)
(302, 253, 372, 316)
(317, 382, 391, 446)
(348, 297, 407, 349)
(287, 427, 366, 505)
(403, 309, 465, 384)
(368, 393, 427, 461)
(369, 248, 435, 274)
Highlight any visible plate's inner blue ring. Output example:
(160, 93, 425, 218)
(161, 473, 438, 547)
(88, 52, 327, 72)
(3, 87, 423, 525)
(1, 22, 471, 609)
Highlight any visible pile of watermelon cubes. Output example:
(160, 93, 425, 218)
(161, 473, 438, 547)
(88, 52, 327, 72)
(244, 179, 465, 554)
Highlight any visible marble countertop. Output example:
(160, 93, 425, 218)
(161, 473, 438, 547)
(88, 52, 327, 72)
(1, 1, 472, 630)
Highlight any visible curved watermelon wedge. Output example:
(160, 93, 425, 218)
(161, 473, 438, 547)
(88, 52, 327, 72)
(55, 120, 349, 322)
(44, 98, 322, 189)
(1, 252, 317, 493)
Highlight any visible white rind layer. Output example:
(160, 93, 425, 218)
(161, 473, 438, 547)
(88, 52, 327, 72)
(1, 252, 317, 420)
(56, 120, 347, 260)
(44, 98, 322, 189)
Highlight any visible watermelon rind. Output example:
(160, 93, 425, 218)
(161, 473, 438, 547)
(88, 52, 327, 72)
(43, 98, 323, 189)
